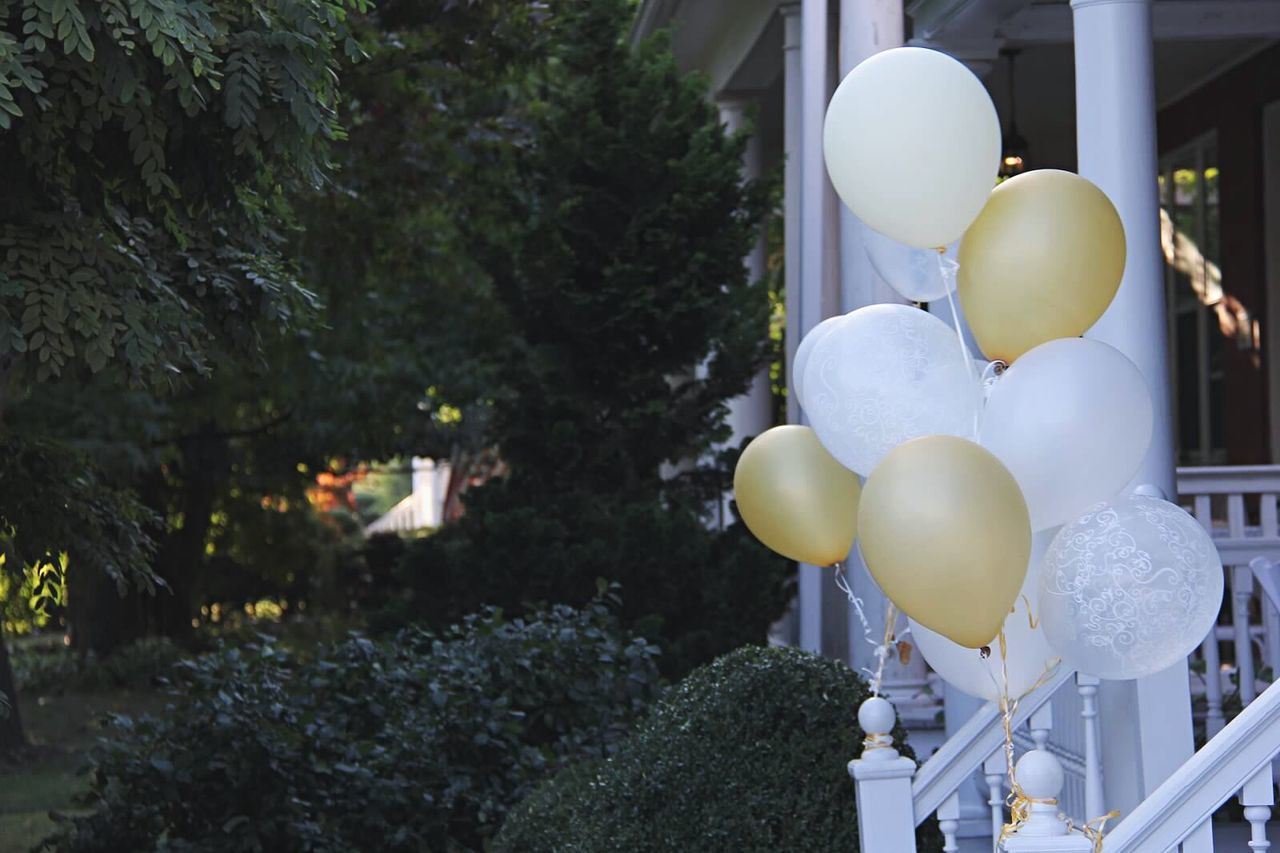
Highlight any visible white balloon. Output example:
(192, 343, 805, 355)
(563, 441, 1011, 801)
(912, 529, 1060, 702)
(1039, 494, 1224, 681)
(792, 314, 849, 412)
(862, 228, 959, 303)
(980, 338, 1153, 531)
(823, 47, 1001, 249)
(803, 304, 982, 475)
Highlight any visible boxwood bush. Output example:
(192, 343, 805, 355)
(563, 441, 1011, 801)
(495, 645, 944, 852)
(44, 597, 661, 852)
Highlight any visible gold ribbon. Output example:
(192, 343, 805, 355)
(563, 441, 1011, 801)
(1064, 810, 1121, 853)
(992, 628, 1118, 853)
(862, 731, 895, 752)
(998, 783, 1057, 844)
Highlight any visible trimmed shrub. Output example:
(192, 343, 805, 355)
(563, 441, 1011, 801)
(394, 490, 792, 677)
(44, 597, 661, 852)
(14, 637, 182, 694)
(495, 645, 944, 852)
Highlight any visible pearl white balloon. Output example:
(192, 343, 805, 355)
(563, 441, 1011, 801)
(824, 47, 1001, 249)
(792, 314, 849, 413)
(803, 304, 982, 475)
(862, 228, 960, 303)
(980, 338, 1153, 530)
(911, 529, 1060, 702)
(1039, 494, 1224, 681)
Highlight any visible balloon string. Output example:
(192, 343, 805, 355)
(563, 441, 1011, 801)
(833, 562, 896, 696)
(936, 250, 978, 440)
(993, 626, 1108, 852)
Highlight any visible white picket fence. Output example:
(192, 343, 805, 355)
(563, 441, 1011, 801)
(854, 464, 1280, 852)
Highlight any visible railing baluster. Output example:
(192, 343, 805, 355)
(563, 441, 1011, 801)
(1201, 628, 1226, 736)
(1264, 593, 1280, 683)
(1076, 673, 1105, 822)
(1241, 763, 1275, 851)
(937, 790, 960, 853)
(1193, 493, 1212, 529)
(984, 751, 1005, 853)
(1261, 492, 1278, 539)
(1235, 564, 1260, 706)
(1029, 703, 1052, 752)
(1228, 492, 1247, 539)
(1190, 491, 1227, 735)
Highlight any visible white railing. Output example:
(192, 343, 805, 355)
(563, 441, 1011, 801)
(364, 493, 424, 534)
(912, 667, 1075, 826)
(1178, 465, 1280, 735)
(363, 458, 451, 535)
(857, 465, 1280, 851)
(1103, 676, 1280, 851)
(856, 676, 1280, 852)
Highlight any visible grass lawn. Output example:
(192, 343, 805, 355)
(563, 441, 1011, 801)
(0, 687, 167, 853)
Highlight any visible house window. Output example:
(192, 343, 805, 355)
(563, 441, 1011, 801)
(1160, 134, 1228, 466)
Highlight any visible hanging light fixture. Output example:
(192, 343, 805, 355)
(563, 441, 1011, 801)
(1000, 49, 1028, 179)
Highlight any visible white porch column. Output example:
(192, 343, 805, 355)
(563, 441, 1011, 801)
(781, 3, 817, 653)
(836, 0, 909, 671)
(1073, 0, 1200, 835)
(718, 99, 774, 507)
(837, 0, 907, 316)
(791, 0, 848, 658)
(782, 4, 803, 429)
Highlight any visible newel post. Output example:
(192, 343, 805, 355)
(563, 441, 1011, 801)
(848, 696, 917, 853)
(1001, 751, 1091, 852)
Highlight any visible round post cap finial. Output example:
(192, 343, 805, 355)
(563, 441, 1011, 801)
(1015, 749, 1065, 800)
(1132, 483, 1167, 500)
(858, 695, 896, 734)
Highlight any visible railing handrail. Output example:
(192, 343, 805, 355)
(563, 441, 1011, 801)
(365, 493, 418, 534)
(911, 665, 1076, 825)
(1103, 676, 1280, 851)
(1177, 464, 1280, 495)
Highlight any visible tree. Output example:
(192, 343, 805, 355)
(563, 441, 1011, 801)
(396, 0, 791, 676)
(6, 0, 568, 658)
(0, 0, 367, 749)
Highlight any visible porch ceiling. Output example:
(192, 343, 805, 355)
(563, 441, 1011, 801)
(631, 0, 782, 97)
(910, 0, 1280, 76)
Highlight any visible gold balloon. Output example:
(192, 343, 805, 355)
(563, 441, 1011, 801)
(858, 435, 1030, 648)
(958, 170, 1126, 363)
(733, 425, 861, 566)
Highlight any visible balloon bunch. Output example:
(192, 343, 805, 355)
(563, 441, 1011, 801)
(734, 47, 1224, 696)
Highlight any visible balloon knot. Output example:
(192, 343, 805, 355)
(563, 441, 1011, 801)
(979, 645, 992, 659)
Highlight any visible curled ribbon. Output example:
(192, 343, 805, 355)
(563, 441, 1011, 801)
(833, 562, 897, 696)
(1064, 810, 1121, 853)
(862, 731, 895, 752)
(993, 629, 1118, 853)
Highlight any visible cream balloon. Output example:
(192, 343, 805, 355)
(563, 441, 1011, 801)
(733, 425, 862, 567)
(792, 314, 849, 413)
(858, 435, 1032, 648)
(1039, 493, 1224, 680)
(824, 47, 1001, 249)
(911, 529, 1061, 702)
(803, 304, 982, 476)
(862, 228, 960, 303)
(979, 338, 1154, 531)
(958, 170, 1126, 363)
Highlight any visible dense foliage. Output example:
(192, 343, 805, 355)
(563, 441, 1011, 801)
(0, 0, 366, 387)
(496, 645, 944, 852)
(0, 0, 371, 744)
(3, 0, 562, 663)
(14, 636, 180, 694)
(394, 0, 790, 677)
(44, 597, 662, 852)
